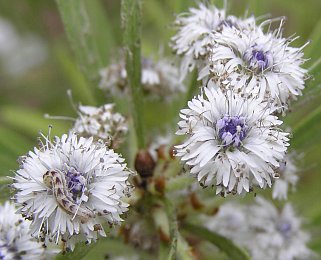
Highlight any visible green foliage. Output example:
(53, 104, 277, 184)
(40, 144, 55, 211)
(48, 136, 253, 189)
(184, 223, 251, 260)
(56, 0, 114, 86)
(121, 0, 145, 149)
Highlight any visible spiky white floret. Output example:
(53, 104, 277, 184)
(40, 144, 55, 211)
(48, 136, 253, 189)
(99, 57, 185, 100)
(175, 85, 289, 195)
(0, 201, 54, 259)
(247, 197, 313, 260)
(203, 21, 307, 109)
(13, 132, 133, 251)
(171, 3, 257, 81)
(72, 104, 127, 148)
(204, 198, 313, 260)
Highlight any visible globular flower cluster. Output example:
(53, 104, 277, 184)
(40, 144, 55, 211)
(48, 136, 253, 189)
(175, 86, 289, 195)
(172, 2, 307, 110)
(171, 3, 256, 81)
(204, 197, 313, 260)
(173, 2, 308, 196)
(204, 23, 308, 110)
(13, 132, 133, 251)
(72, 104, 128, 148)
(99, 56, 185, 101)
(0, 202, 53, 259)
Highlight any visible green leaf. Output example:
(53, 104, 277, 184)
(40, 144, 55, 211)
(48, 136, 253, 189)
(184, 223, 250, 260)
(121, 0, 145, 148)
(305, 16, 321, 65)
(165, 199, 178, 260)
(185, 69, 199, 105)
(56, 0, 114, 85)
(0, 127, 33, 156)
(292, 103, 321, 149)
(53, 43, 97, 105)
(1, 106, 69, 138)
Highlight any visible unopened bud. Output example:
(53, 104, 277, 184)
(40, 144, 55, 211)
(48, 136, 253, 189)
(135, 150, 156, 178)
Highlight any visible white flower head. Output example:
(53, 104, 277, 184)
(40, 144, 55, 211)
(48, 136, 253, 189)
(171, 2, 257, 81)
(203, 198, 314, 260)
(246, 197, 313, 260)
(0, 201, 54, 259)
(203, 202, 250, 244)
(72, 104, 128, 149)
(13, 132, 133, 251)
(99, 56, 185, 100)
(175, 85, 289, 195)
(205, 20, 308, 109)
(272, 153, 299, 200)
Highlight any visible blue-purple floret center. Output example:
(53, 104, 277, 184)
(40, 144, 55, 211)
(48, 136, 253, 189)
(277, 221, 292, 238)
(217, 115, 247, 147)
(66, 168, 86, 202)
(252, 50, 269, 70)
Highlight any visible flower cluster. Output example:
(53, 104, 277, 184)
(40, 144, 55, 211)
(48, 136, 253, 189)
(173, 3, 307, 196)
(0, 202, 53, 259)
(171, 3, 256, 81)
(175, 86, 289, 195)
(99, 56, 185, 101)
(13, 132, 133, 251)
(172, 3, 307, 110)
(72, 104, 128, 148)
(204, 197, 313, 260)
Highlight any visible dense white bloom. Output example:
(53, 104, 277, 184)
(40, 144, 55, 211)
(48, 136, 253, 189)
(272, 154, 299, 200)
(204, 198, 313, 260)
(99, 57, 185, 100)
(203, 203, 250, 243)
(204, 22, 307, 109)
(72, 104, 128, 148)
(246, 197, 313, 260)
(171, 3, 256, 81)
(175, 85, 289, 195)
(13, 132, 133, 251)
(0, 201, 51, 259)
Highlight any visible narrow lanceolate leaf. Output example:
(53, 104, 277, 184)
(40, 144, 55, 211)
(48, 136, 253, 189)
(292, 104, 321, 149)
(54, 44, 96, 105)
(121, 0, 145, 148)
(56, 0, 114, 85)
(184, 223, 250, 260)
(166, 199, 178, 260)
(305, 16, 321, 65)
(185, 69, 199, 105)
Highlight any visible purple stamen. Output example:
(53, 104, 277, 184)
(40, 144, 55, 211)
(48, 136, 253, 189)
(217, 115, 247, 147)
(66, 168, 86, 202)
(244, 45, 273, 72)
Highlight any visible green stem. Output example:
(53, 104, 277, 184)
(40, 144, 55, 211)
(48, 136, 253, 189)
(165, 175, 194, 193)
(308, 55, 321, 74)
(184, 223, 250, 260)
(121, 0, 145, 149)
(184, 69, 199, 105)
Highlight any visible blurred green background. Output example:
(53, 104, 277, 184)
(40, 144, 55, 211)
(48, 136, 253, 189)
(1, 0, 321, 258)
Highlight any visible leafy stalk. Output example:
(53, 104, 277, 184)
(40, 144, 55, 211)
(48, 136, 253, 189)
(184, 223, 251, 260)
(121, 0, 145, 148)
(56, 0, 113, 88)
